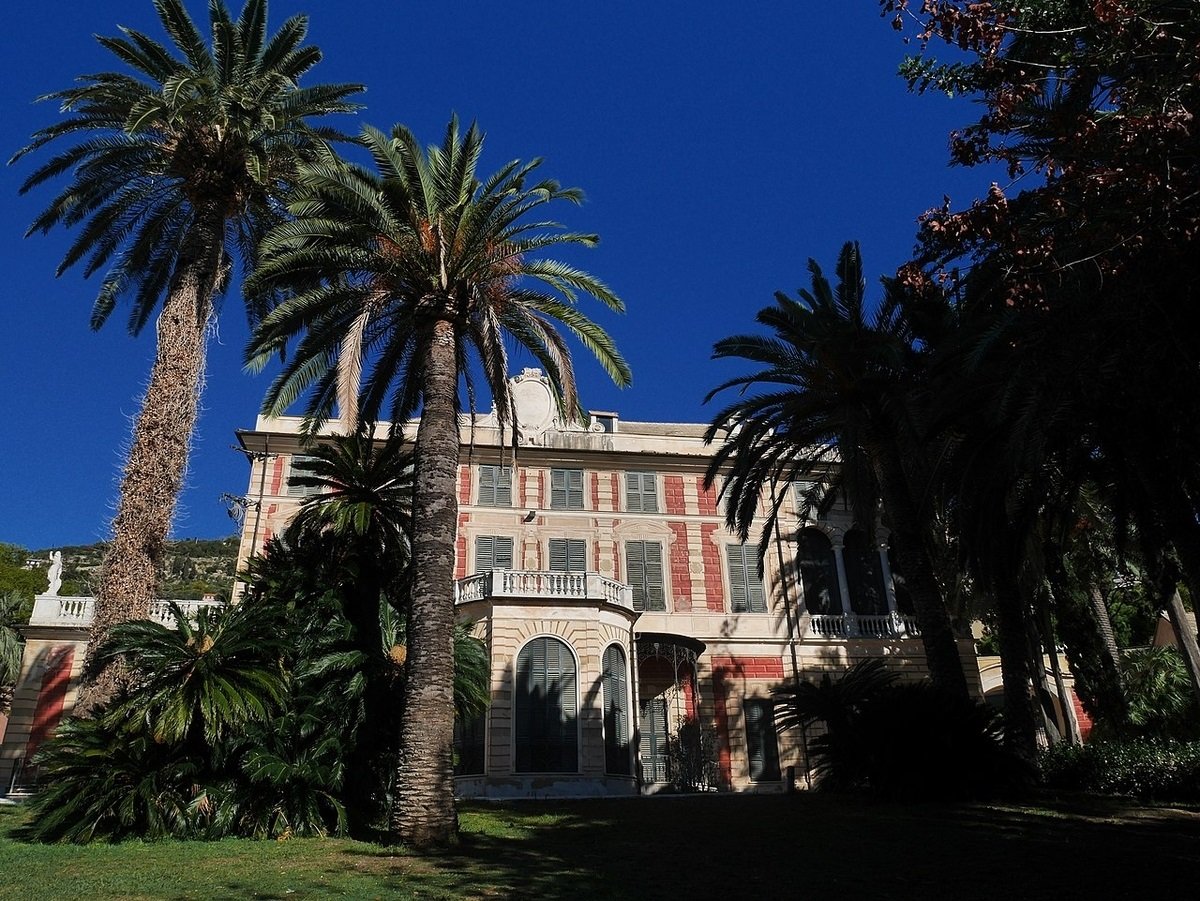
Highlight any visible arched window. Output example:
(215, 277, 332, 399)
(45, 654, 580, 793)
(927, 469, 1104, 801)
(842, 530, 888, 616)
(602, 645, 631, 775)
(515, 636, 578, 773)
(797, 528, 841, 615)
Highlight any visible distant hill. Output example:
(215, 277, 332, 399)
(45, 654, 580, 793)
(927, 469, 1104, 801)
(30, 536, 240, 602)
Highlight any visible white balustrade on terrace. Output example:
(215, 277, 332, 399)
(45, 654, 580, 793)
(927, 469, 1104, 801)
(455, 570, 634, 612)
(28, 596, 225, 628)
(807, 612, 922, 639)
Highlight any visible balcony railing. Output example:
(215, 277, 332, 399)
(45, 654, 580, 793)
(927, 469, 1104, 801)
(455, 570, 634, 612)
(808, 612, 922, 639)
(28, 596, 225, 628)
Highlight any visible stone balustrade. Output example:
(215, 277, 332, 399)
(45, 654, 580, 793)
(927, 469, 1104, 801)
(28, 595, 225, 628)
(807, 612, 922, 639)
(455, 570, 634, 612)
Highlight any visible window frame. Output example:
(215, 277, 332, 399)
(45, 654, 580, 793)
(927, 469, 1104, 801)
(550, 468, 585, 510)
(548, 537, 587, 573)
(286, 454, 324, 497)
(744, 697, 782, 782)
(514, 635, 580, 774)
(477, 464, 513, 507)
(474, 535, 515, 573)
(624, 539, 666, 612)
(726, 543, 768, 613)
(624, 470, 659, 513)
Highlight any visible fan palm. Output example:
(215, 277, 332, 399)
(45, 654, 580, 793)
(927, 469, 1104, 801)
(705, 241, 968, 697)
(10, 0, 361, 705)
(245, 117, 630, 847)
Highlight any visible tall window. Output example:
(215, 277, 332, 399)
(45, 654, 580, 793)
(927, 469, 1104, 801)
(888, 538, 914, 615)
(602, 645, 631, 775)
(453, 712, 486, 775)
(726, 544, 767, 613)
(797, 529, 841, 615)
(744, 698, 781, 781)
(625, 471, 659, 513)
(475, 535, 514, 572)
(843, 529, 888, 615)
(286, 455, 323, 497)
(624, 540, 666, 611)
(515, 637, 578, 773)
(639, 696, 669, 783)
(548, 538, 587, 573)
(550, 468, 585, 509)
(477, 464, 512, 506)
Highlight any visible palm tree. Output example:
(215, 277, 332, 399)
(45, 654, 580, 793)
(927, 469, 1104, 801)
(11, 0, 361, 706)
(282, 428, 414, 834)
(705, 242, 969, 698)
(245, 118, 630, 848)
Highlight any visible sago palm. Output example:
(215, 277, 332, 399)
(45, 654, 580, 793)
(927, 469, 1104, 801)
(10, 0, 361, 705)
(246, 117, 630, 847)
(705, 241, 968, 697)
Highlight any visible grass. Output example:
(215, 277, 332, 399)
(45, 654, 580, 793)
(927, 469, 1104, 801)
(2, 793, 1199, 899)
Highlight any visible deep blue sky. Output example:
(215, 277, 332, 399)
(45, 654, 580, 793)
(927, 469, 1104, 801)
(0, 2, 993, 551)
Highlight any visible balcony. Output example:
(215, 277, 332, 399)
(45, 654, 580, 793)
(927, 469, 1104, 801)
(455, 570, 634, 613)
(28, 596, 225, 628)
(808, 612, 922, 639)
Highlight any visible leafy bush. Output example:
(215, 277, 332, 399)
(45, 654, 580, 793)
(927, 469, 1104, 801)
(1041, 740, 1200, 801)
(777, 659, 1031, 800)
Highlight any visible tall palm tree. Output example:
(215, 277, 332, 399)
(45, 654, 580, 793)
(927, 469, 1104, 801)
(705, 242, 969, 698)
(245, 118, 631, 848)
(11, 0, 361, 706)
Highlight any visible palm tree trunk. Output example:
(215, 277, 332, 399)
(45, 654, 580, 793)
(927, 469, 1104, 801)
(992, 575, 1041, 764)
(877, 455, 970, 699)
(79, 211, 225, 713)
(391, 319, 460, 850)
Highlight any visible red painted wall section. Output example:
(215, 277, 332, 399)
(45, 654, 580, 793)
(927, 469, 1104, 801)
(696, 477, 718, 517)
(700, 523, 725, 612)
(591, 473, 600, 511)
(664, 475, 686, 516)
(26, 646, 75, 757)
(611, 473, 620, 512)
(519, 468, 529, 507)
(458, 466, 472, 505)
(711, 655, 784, 681)
(270, 456, 285, 495)
(455, 512, 470, 579)
(668, 521, 692, 611)
(1071, 689, 1095, 742)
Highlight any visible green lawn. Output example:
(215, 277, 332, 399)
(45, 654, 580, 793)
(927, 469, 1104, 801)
(2, 793, 1198, 899)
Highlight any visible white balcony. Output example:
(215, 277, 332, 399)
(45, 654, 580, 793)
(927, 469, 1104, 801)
(455, 570, 634, 613)
(808, 612, 922, 639)
(28, 596, 225, 628)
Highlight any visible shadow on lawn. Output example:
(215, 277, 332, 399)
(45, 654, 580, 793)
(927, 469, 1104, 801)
(343, 794, 1200, 901)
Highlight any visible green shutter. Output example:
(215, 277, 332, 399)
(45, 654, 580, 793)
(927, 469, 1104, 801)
(625, 471, 659, 513)
(727, 544, 767, 613)
(515, 637, 578, 773)
(745, 699, 781, 781)
(602, 645, 631, 775)
(552, 469, 584, 509)
(476, 535, 513, 571)
(549, 538, 586, 573)
(625, 540, 665, 611)
(479, 465, 512, 506)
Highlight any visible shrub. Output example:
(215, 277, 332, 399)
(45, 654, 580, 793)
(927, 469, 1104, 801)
(1040, 740, 1200, 801)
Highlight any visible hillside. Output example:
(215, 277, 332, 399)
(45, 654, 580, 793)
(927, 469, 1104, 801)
(30, 536, 240, 602)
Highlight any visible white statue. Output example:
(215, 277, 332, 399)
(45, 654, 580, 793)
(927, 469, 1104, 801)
(46, 550, 63, 597)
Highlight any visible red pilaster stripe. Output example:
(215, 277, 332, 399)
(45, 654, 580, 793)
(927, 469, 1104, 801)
(711, 665, 733, 789)
(26, 646, 75, 757)
(664, 475, 686, 515)
(696, 477, 718, 517)
(458, 466, 472, 505)
(270, 455, 286, 495)
(455, 512, 470, 579)
(668, 521, 692, 611)
(700, 523, 724, 612)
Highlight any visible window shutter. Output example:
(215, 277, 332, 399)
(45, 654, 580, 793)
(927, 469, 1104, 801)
(602, 645, 631, 775)
(478, 465, 512, 506)
(625, 541, 665, 612)
(287, 455, 322, 497)
(551, 469, 584, 509)
(727, 544, 766, 613)
(475, 535, 513, 572)
(549, 538, 586, 573)
(745, 699, 781, 781)
(625, 471, 659, 513)
(515, 637, 578, 773)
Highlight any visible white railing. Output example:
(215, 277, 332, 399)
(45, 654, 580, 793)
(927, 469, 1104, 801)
(28, 595, 225, 628)
(808, 612, 922, 639)
(454, 569, 634, 612)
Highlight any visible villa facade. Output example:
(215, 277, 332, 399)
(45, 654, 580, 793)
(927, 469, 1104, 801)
(234, 370, 981, 797)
